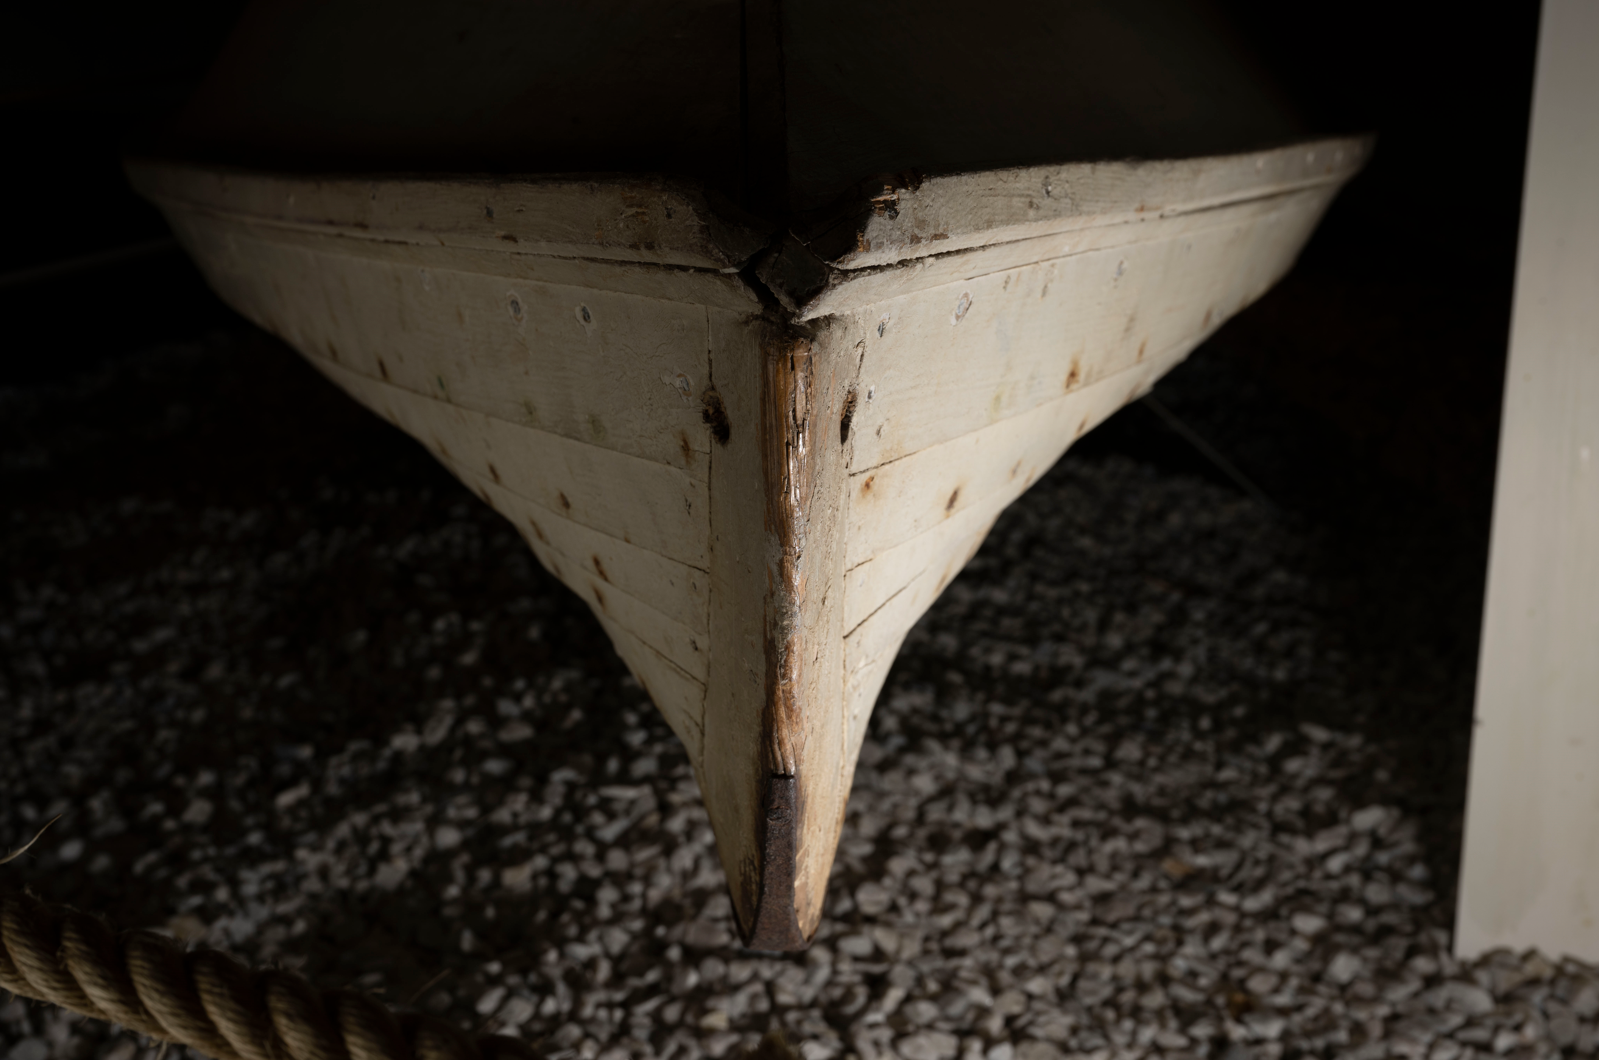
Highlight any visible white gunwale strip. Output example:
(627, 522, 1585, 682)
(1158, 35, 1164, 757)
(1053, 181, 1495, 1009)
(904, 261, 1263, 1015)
(799, 184, 1337, 320)
(160, 202, 764, 313)
(823, 136, 1370, 269)
(125, 159, 773, 272)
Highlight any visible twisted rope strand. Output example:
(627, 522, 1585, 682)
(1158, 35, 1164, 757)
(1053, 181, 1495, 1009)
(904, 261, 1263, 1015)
(0, 890, 535, 1060)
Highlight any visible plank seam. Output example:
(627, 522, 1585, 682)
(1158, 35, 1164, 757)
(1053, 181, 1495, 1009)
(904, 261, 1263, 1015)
(444, 457, 714, 645)
(841, 578, 918, 642)
(309, 354, 714, 567)
(153, 198, 761, 279)
(297, 347, 714, 480)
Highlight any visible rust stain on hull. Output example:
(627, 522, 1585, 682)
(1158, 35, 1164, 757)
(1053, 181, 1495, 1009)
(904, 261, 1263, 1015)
(743, 775, 805, 951)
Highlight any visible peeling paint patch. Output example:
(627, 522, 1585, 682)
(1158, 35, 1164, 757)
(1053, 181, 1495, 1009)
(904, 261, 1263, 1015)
(663, 371, 694, 402)
(951, 292, 973, 325)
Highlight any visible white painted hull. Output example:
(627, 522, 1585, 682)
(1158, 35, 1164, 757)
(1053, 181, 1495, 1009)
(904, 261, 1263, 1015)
(130, 138, 1366, 947)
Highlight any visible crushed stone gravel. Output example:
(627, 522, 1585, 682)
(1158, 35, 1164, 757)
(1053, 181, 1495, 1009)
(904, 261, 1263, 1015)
(1, 332, 1586, 1060)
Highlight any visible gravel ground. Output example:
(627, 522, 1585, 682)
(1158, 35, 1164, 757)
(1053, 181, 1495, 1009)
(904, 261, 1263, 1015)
(2, 329, 1587, 1060)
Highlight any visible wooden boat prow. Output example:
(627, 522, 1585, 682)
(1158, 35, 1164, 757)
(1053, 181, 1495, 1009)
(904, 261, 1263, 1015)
(132, 137, 1365, 947)
(127, 0, 1369, 948)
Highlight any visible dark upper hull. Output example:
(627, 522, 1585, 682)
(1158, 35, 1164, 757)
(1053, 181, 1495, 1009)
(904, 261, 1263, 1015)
(153, 0, 1309, 219)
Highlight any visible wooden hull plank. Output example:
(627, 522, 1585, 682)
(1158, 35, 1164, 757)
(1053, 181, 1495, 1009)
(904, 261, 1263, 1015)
(163, 214, 732, 473)
(843, 497, 1003, 638)
(845, 343, 1190, 569)
(310, 356, 711, 570)
(841, 194, 1328, 473)
(797, 185, 1337, 321)
(164, 210, 762, 312)
(589, 609, 707, 768)
(699, 307, 772, 941)
(452, 465, 711, 683)
(129, 161, 771, 272)
(455, 473, 708, 634)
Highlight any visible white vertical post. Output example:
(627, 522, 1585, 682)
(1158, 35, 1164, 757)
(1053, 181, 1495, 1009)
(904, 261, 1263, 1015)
(1456, 0, 1599, 959)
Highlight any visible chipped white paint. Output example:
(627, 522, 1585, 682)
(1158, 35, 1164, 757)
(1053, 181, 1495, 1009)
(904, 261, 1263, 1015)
(132, 137, 1364, 946)
(1457, 0, 1599, 962)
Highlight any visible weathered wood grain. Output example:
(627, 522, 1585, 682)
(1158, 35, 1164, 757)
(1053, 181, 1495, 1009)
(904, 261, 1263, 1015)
(845, 344, 1189, 569)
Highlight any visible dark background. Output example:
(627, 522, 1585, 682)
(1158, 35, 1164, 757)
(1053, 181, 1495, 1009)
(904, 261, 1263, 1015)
(1, 0, 1545, 909)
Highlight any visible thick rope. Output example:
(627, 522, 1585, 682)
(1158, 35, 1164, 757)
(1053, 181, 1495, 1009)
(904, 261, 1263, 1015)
(0, 888, 536, 1060)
